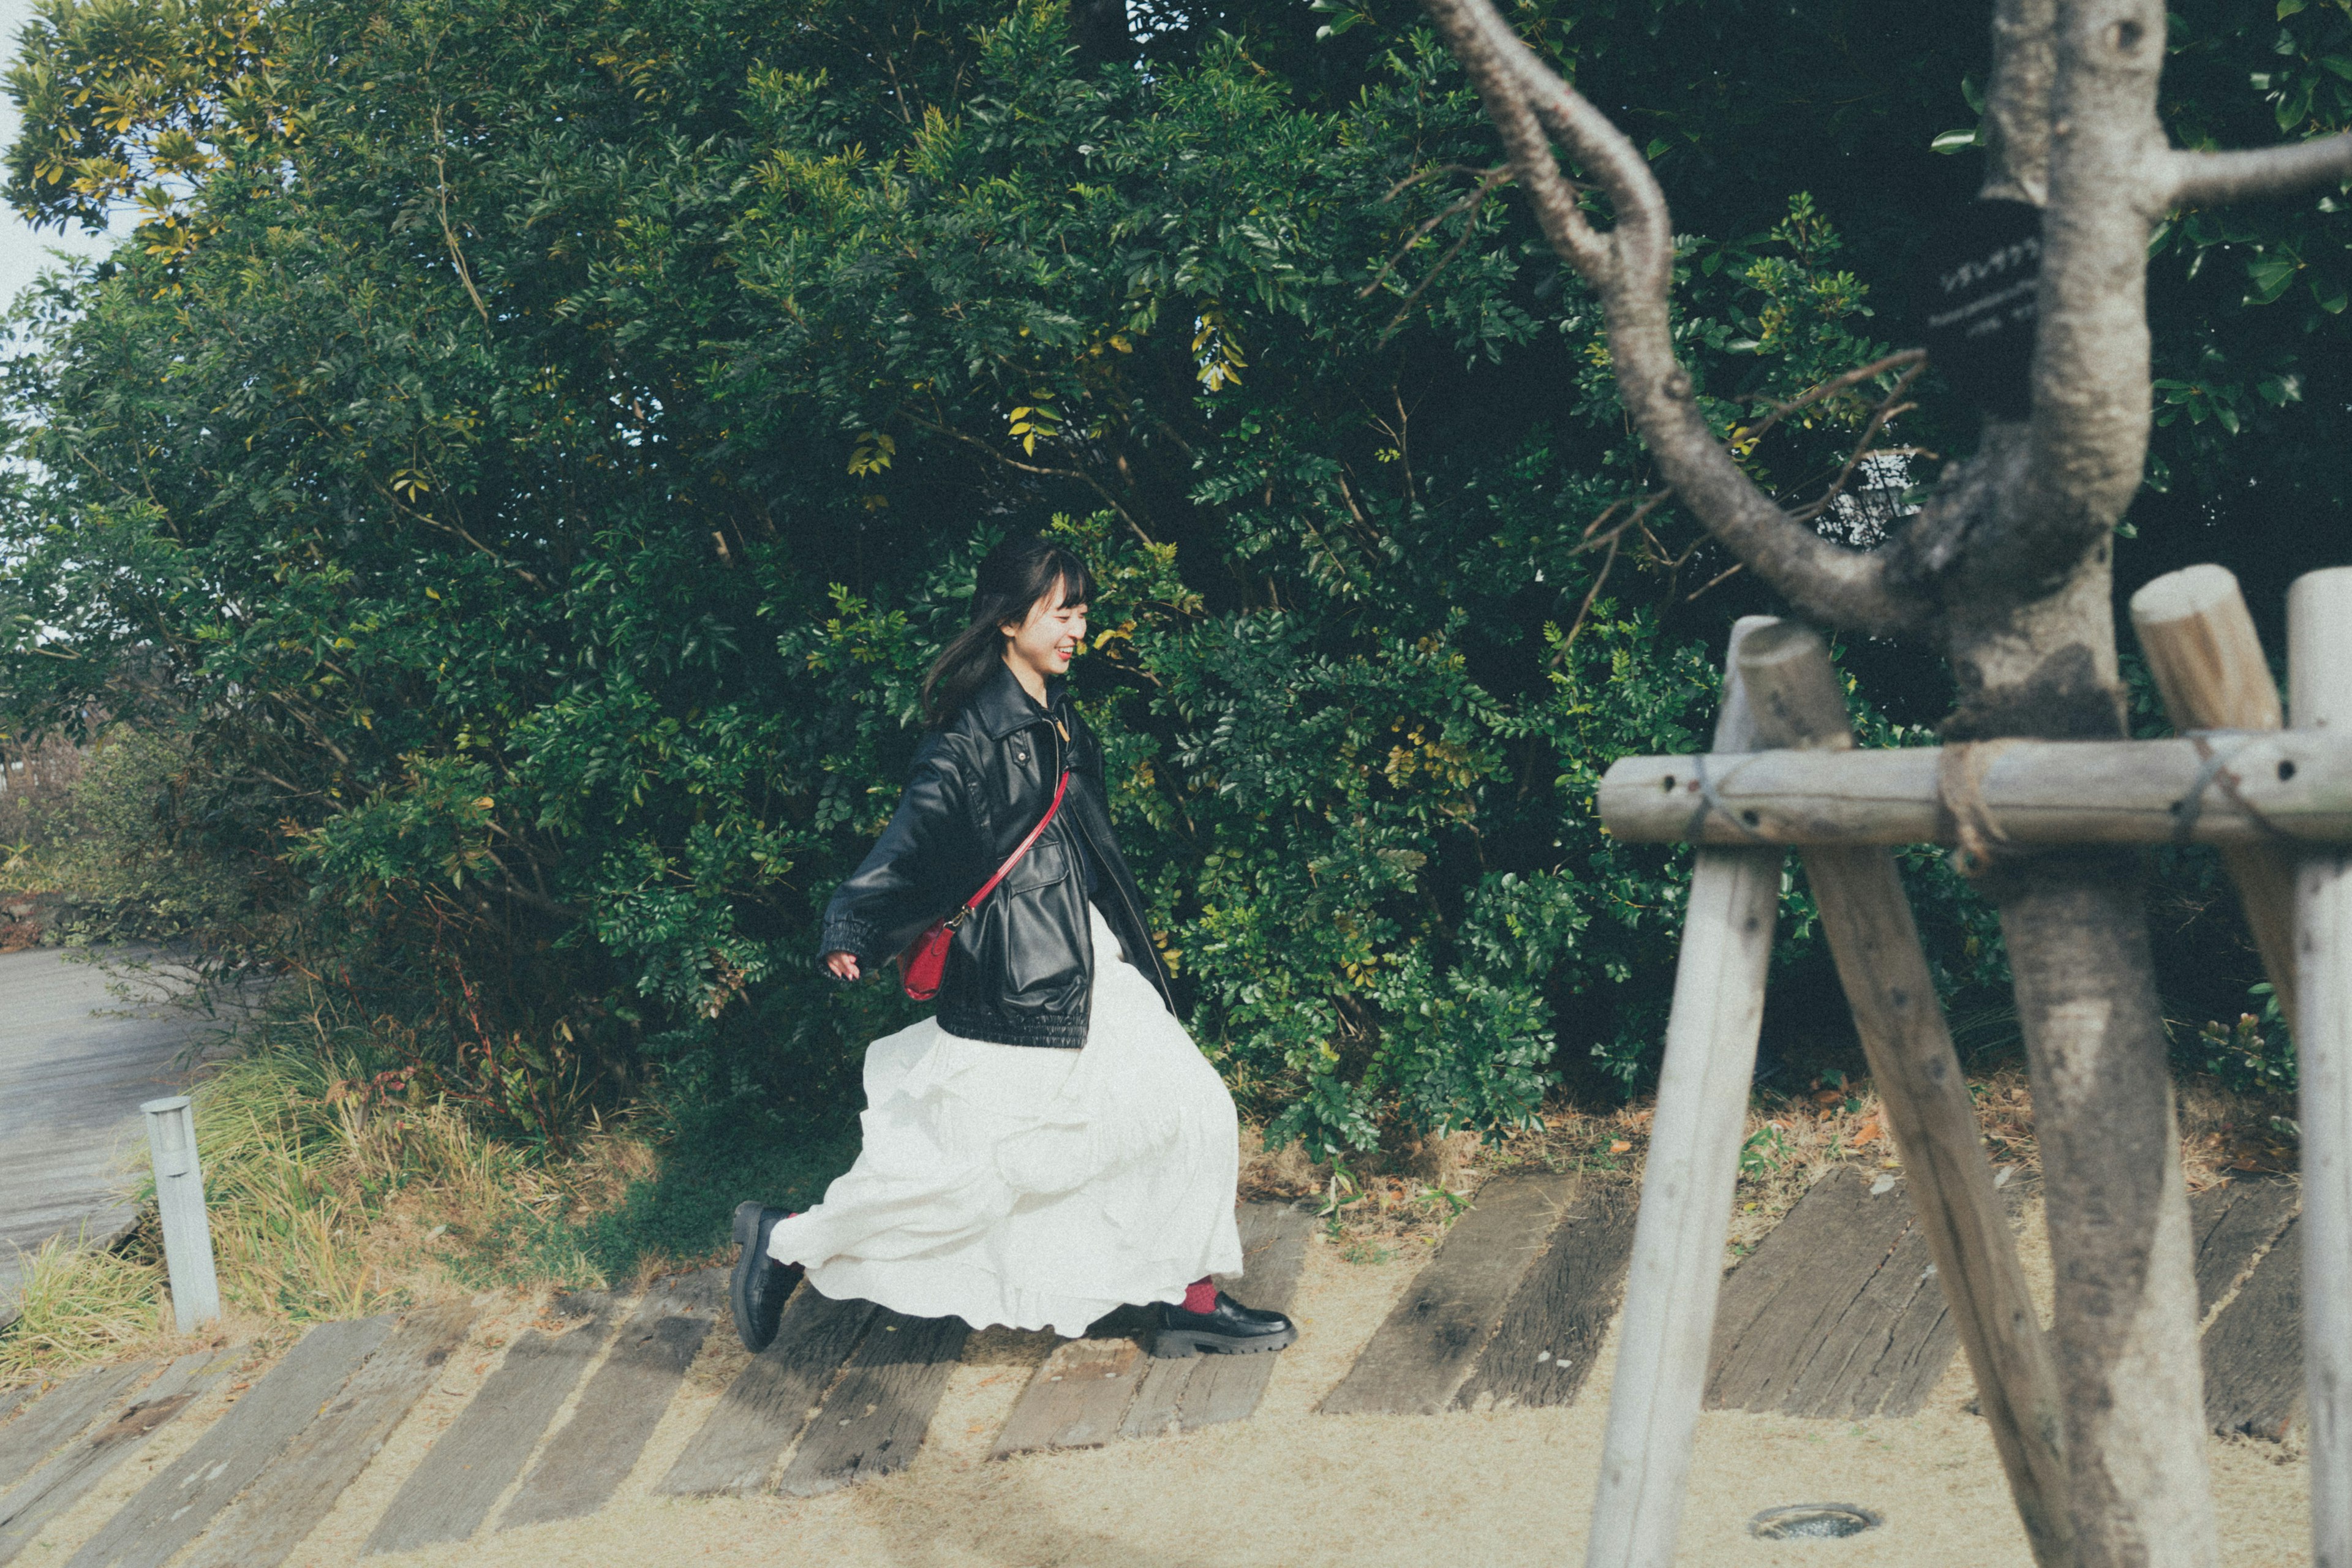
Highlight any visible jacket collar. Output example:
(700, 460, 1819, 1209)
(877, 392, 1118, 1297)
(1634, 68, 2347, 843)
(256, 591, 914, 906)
(965, 659, 1065, 741)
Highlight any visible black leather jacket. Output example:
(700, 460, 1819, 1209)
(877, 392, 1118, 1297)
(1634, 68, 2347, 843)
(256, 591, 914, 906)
(816, 662, 1175, 1047)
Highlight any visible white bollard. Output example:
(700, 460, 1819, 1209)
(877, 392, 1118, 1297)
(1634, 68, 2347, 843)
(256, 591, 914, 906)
(1584, 616, 1783, 1568)
(2290, 566, 2352, 1568)
(141, 1095, 221, 1333)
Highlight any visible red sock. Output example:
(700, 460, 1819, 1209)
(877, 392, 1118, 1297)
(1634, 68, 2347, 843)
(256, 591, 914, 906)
(1182, 1277, 1218, 1314)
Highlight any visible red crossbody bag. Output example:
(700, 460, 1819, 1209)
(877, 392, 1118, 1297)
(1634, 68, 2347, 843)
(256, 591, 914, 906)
(896, 771, 1071, 1002)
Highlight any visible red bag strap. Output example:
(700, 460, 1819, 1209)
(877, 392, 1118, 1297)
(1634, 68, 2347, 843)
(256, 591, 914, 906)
(953, 772, 1069, 924)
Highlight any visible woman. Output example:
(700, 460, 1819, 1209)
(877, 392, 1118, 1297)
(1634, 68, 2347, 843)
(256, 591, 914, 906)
(728, 535, 1295, 1359)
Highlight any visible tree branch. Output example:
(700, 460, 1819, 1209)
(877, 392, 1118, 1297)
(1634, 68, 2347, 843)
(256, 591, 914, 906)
(908, 410, 1159, 550)
(1980, 0, 2056, 205)
(1415, 0, 1925, 638)
(374, 481, 544, 587)
(2000, 0, 2170, 591)
(1742, 349, 1924, 447)
(2165, 132, 2352, 208)
(429, 105, 492, 328)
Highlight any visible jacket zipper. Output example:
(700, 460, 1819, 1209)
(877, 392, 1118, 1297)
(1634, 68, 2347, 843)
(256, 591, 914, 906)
(1049, 707, 1177, 1015)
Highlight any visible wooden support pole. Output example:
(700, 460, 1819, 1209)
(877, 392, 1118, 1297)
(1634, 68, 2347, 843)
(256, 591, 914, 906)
(1596, 729, 2352, 847)
(2289, 567, 2352, 1568)
(1736, 624, 2072, 1568)
(2130, 564, 2299, 1030)
(1585, 617, 1782, 1568)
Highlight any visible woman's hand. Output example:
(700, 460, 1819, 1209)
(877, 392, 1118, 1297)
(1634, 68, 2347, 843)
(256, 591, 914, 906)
(823, 951, 862, 982)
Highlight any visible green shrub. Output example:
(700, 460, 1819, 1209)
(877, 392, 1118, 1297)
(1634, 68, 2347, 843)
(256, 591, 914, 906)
(2196, 985, 2297, 1099)
(2, 0, 2307, 1155)
(29, 731, 251, 946)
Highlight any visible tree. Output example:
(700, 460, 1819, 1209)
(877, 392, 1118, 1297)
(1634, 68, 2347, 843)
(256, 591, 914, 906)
(1411, 0, 2351, 1561)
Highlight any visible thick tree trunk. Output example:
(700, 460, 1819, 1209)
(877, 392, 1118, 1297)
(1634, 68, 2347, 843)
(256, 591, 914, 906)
(1950, 579, 2220, 1568)
(1996, 857, 2219, 1567)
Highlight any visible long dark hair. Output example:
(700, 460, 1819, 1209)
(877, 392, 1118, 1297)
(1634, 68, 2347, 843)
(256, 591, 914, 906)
(921, 535, 1098, 726)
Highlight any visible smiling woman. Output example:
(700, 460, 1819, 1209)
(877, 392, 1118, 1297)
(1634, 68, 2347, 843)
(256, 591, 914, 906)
(737, 533, 1298, 1359)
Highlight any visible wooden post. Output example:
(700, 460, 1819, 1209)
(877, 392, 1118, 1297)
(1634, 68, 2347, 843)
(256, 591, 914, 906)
(1736, 624, 2073, 1568)
(2289, 567, 2352, 1568)
(141, 1095, 221, 1333)
(2130, 564, 2299, 1030)
(1585, 617, 1783, 1568)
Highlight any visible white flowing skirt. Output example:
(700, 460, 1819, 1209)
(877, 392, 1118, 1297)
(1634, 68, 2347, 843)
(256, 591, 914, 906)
(767, 906, 1243, 1337)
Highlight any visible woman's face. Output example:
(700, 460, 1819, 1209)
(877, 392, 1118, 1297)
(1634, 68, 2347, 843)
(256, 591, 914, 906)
(1000, 576, 1089, 685)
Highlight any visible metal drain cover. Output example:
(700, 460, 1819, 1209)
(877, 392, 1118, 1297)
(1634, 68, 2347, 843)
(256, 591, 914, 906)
(1749, 1503, 1883, 1540)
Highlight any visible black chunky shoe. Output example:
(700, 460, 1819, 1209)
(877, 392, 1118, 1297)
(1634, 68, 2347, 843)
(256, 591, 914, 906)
(729, 1200, 804, 1353)
(1150, 1291, 1297, 1358)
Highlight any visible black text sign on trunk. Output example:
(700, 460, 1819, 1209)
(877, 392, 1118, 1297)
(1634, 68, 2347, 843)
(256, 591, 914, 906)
(1917, 200, 2042, 420)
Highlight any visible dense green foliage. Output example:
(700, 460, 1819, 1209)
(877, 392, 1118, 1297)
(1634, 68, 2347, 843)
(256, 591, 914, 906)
(3, 0, 2339, 1156)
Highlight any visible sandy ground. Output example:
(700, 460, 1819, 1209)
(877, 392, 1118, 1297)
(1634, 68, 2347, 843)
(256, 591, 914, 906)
(14, 1194, 2315, 1568)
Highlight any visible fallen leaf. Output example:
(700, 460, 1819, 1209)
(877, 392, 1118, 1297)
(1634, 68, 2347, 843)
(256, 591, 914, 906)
(1608, 1139, 1632, 1155)
(1852, 1118, 1883, 1148)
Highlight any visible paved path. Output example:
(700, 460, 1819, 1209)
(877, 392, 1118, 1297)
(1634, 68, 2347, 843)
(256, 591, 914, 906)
(0, 949, 221, 1330)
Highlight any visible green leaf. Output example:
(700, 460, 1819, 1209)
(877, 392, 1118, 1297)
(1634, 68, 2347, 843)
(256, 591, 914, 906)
(2277, 81, 2315, 131)
(1311, 7, 1367, 40)
(1930, 128, 1980, 154)
(2247, 254, 2300, 303)
(2280, 0, 2307, 15)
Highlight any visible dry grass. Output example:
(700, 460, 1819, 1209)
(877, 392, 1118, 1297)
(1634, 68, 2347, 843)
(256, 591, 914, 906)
(0, 1237, 165, 1384)
(2177, 1079, 2301, 1191)
(0, 1044, 660, 1388)
(186, 1047, 662, 1322)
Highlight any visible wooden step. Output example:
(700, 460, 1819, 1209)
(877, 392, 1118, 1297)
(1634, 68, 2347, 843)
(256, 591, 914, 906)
(2202, 1213, 2303, 1440)
(179, 1302, 477, 1568)
(775, 1310, 967, 1496)
(1317, 1174, 1577, 1417)
(361, 1291, 614, 1555)
(0, 1365, 151, 1495)
(0, 1349, 236, 1567)
(2188, 1176, 2298, 1316)
(1705, 1164, 2034, 1420)
(64, 1316, 391, 1568)
(1452, 1175, 1638, 1412)
(1120, 1202, 1315, 1441)
(993, 1335, 1146, 1458)
(660, 1287, 876, 1497)
(500, 1270, 723, 1529)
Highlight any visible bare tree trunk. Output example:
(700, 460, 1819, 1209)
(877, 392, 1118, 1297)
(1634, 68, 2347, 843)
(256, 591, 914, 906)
(1945, 565, 2220, 1566)
(1997, 857, 2217, 1567)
